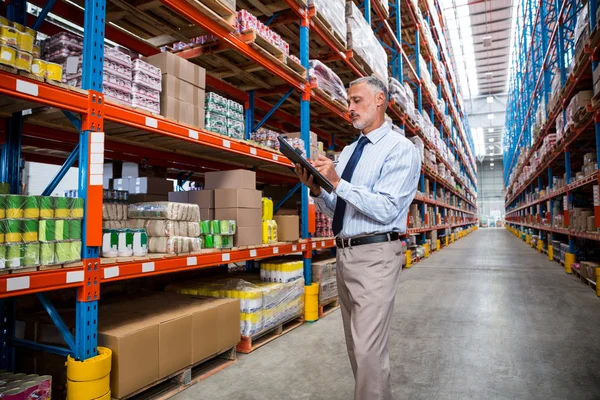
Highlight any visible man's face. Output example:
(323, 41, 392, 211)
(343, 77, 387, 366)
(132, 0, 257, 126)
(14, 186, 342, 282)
(347, 82, 381, 131)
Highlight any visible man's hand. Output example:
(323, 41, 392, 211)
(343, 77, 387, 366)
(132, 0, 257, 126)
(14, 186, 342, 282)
(294, 163, 321, 196)
(312, 155, 340, 189)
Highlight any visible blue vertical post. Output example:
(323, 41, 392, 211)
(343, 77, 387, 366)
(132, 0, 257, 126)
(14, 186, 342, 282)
(364, 0, 371, 24)
(395, 0, 402, 83)
(300, 15, 312, 286)
(245, 90, 255, 140)
(416, 29, 423, 113)
(590, 0, 600, 171)
(565, 150, 571, 184)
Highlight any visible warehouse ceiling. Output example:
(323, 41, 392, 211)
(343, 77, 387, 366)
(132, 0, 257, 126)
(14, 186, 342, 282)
(441, 0, 517, 164)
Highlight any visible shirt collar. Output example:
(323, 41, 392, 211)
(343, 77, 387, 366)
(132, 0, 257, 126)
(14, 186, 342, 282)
(361, 121, 390, 144)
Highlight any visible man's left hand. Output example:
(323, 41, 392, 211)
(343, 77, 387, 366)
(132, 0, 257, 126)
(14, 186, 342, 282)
(312, 155, 340, 189)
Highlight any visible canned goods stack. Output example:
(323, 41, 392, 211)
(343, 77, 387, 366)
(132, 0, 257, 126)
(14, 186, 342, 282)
(200, 219, 236, 249)
(315, 211, 333, 238)
(260, 259, 303, 283)
(0, 195, 83, 269)
(250, 127, 280, 151)
(0, 372, 51, 399)
(205, 92, 245, 139)
(0, 16, 40, 76)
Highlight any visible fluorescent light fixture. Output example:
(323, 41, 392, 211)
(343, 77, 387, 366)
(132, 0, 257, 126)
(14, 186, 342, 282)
(489, 137, 494, 142)
(488, 114, 494, 120)
(488, 145, 494, 150)
(488, 128, 494, 133)
(490, 163, 495, 166)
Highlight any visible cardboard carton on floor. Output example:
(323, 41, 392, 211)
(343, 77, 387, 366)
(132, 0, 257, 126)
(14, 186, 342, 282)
(204, 170, 256, 190)
(215, 208, 262, 227)
(214, 189, 262, 209)
(274, 215, 300, 241)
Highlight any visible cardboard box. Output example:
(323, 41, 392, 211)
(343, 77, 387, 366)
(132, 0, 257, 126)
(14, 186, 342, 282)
(145, 52, 206, 88)
(284, 131, 318, 146)
(188, 190, 214, 208)
(200, 208, 215, 221)
(162, 95, 195, 122)
(234, 226, 262, 246)
(168, 191, 189, 203)
(128, 194, 169, 203)
(130, 177, 173, 195)
(111, 178, 130, 191)
(204, 169, 256, 190)
(215, 208, 262, 227)
(161, 74, 206, 107)
(214, 189, 262, 209)
(274, 215, 300, 241)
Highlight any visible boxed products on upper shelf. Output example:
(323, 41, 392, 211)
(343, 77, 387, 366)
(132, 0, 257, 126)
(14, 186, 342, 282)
(309, 60, 347, 105)
(204, 92, 244, 139)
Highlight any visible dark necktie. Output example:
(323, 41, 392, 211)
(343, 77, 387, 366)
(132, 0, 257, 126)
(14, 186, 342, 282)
(332, 136, 370, 236)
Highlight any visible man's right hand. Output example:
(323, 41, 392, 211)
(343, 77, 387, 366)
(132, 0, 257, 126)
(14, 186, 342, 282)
(294, 163, 321, 196)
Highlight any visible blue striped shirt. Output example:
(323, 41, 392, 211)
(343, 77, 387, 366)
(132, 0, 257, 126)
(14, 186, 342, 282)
(313, 121, 421, 238)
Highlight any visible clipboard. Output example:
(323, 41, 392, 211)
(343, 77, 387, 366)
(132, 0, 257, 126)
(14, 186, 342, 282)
(278, 136, 335, 193)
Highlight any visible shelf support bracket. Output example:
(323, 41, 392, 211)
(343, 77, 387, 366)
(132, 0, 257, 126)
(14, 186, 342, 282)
(36, 293, 77, 354)
(32, 0, 57, 30)
(42, 143, 80, 196)
(253, 88, 294, 133)
(274, 183, 301, 213)
(11, 338, 72, 357)
(63, 110, 82, 132)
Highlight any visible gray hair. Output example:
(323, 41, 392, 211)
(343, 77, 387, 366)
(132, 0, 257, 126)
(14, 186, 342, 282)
(349, 75, 389, 109)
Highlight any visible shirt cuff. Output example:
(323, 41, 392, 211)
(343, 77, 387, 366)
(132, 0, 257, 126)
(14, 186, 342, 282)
(316, 190, 329, 200)
(335, 179, 352, 200)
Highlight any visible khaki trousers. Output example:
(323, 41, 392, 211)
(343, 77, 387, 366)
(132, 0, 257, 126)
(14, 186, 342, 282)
(336, 239, 403, 400)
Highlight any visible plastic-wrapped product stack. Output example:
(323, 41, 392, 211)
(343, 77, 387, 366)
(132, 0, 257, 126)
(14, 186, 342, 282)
(199, 218, 236, 249)
(205, 92, 244, 139)
(311, 257, 337, 305)
(0, 194, 83, 269)
(309, 0, 347, 48)
(345, 2, 389, 83)
(308, 60, 347, 103)
(166, 273, 305, 337)
(251, 128, 280, 151)
(131, 58, 162, 114)
(126, 202, 201, 254)
(0, 18, 40, 76)
(227, 99, 245, 140)
(388, 77, 416, 119)
(236, 10, 291, 57)
(260, 258, 303, 283)
(315, 211, 333, 238)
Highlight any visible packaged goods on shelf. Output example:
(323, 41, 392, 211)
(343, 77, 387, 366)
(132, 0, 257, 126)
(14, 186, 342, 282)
(574, 3, 589, 58)
(345, 2, 388, 83)
(167, 274, 304, 337)
(0, 371, 51, 398)
(205, 92, 245, 138)
(101, 228, 148, 257)
(262, 219, 278, 244)
(389, 77, 415, 118)
(565, 90, 593, 130)
(236, 10, 290, 56)
(274, 215, 299, 242)
(260, 258, 303, 283)
(147, 236, 201, 253)
(315, 211, 333, 237)
(102, 203, 128, 222)
(308, 0, 347, 48)
(311, 257, 336, 282)
(128, 202, 200, 221)
(128, 219, 200, 238)
(262, 197, 274, 221)
(308, 60, 347, 104)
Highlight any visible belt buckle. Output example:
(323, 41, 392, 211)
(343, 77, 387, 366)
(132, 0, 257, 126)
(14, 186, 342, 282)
(347, 238, 352, 248)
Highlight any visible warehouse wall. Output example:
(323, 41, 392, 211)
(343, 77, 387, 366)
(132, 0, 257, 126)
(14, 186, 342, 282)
(23, 162, 79, 196)
(477, 159, 505, 221)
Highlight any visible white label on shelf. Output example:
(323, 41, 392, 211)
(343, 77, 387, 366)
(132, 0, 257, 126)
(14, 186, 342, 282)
(292, 245, 297, 252)
(223, 139, 231, 148)
(273, 247, 279, 254)
(22, 109, 32, 116)
(91, 131, 105, 143)
(66, 271, 84, 283)
(250, 249, 257, 257)
(188, 129, 199, 140)
(90, 153, 103, 164)
(90, 174, 103, 186)
(142, 262, 155, 273)
(301, 244, 306, 250)
(594, 185, 600, 206)
(66, 56, 79, 74)
(273, 154, 278, 161)
(104, 266, 119, 279)
(145, 117, 158, 128)
(187, 257, 197, 266)
(312, 242, 316, 248)
(89, 163, 103, 175)
(222, 253, 231, 262)
(7, 276, 30, 292)
(563, 195, 568, 211)
(250, 148, 257, 155)
(321, 241, 325, 247)
(16, 80, 38, 97)
(91, 142, 104, 154)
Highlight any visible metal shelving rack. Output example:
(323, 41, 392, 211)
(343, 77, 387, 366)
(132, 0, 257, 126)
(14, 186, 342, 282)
(503, 0, 600, 255)
(0, 0, 477, 371)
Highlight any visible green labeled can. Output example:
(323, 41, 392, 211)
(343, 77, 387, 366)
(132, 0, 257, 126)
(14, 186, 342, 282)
(204, 234, 214, 249)
(70, 197, 84, 219)
(200, 220, 211, 235)
(210, 220, 221, 234)
(39, 219, 55, 242)
(222, 235, 233, 249)
(23, 243, 39, 267)
(132, 229, 147, 257)
(68, 219, 82, 240)
(23, 196, 40, 219)
(213, 234, 224, 249)
(5, 220, 22, 243)
(6, 195, 24, 218)
(40, 242, 55, 265)
(55, 197, 71, 218)
(22, 220, 39, 243)
(39, 196, 54, 219)
(0, 244, 6, 270)
(0, 219, 5, 244)
(71, 240, 81, 261)
(55, 241, 71, 263)
(102, 229, 118, 258)
(0, 195, 6, 219)
(54, 220, 69, 241)
(117, 229, 133, 257)
(6, 244, 22, 268)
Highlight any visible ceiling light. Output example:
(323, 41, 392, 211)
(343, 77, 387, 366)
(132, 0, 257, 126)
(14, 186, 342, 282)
(488, 145, 494, 150)
(487, 96, 494, 104)
(488, 114, 494, 120)
(489, 137, 494, 142)
(491, 159, 494, 162)
(490, 163, 495, 166)
(488, 128, 494, 133)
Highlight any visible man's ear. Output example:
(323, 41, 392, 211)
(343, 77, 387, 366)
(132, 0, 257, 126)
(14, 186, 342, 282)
(377, 92, 386, 107)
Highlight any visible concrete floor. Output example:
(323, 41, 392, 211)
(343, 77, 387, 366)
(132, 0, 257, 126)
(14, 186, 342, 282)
(174, 229, 600, 400)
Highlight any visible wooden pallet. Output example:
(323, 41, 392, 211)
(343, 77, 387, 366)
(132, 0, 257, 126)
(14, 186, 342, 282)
(318, 297, 340, 318)
(236, 314, 304, 354)
(285, 56, 308, 79)
(119, 346, 236, 400)
(236, 0, 308, 17)
(312, 86, 348, 113)
(311, 11, 348, 51)
(239, 29, 286, 62)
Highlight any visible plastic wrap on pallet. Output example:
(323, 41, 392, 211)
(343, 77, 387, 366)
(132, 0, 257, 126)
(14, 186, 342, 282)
(319, 276, 337, 304)
(128, 202, 200, 221)
(102, 203, 128, 221)
(346, 2, 388, 83)
(148, 236, 202, 253)
(311, 257, 336, 282)
(308, 59, 347, 103)
(127, 219, 200, 238)
(409, 136, 424, 163)
(309, 0, 347, 48)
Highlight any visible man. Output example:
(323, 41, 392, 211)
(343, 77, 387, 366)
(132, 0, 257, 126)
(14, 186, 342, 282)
(295, 76, 421, 400)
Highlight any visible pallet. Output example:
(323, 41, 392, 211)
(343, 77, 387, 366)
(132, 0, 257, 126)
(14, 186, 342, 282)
(236, 314, 304, 354)
(119, 346, 236, 400)
(285, 56, 308, 79)
(311, 11, 348, 51)
(318, 297, 340, 318)
(239, 29, 286, 63)
(312, 86, 348, 113)
(237, 0, 308, 17)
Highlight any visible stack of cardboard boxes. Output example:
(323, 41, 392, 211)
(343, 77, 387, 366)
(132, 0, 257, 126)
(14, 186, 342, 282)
(145, 52, 206, 128)
(283, 131, 326, 160)
(109, 162, 174, 202)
